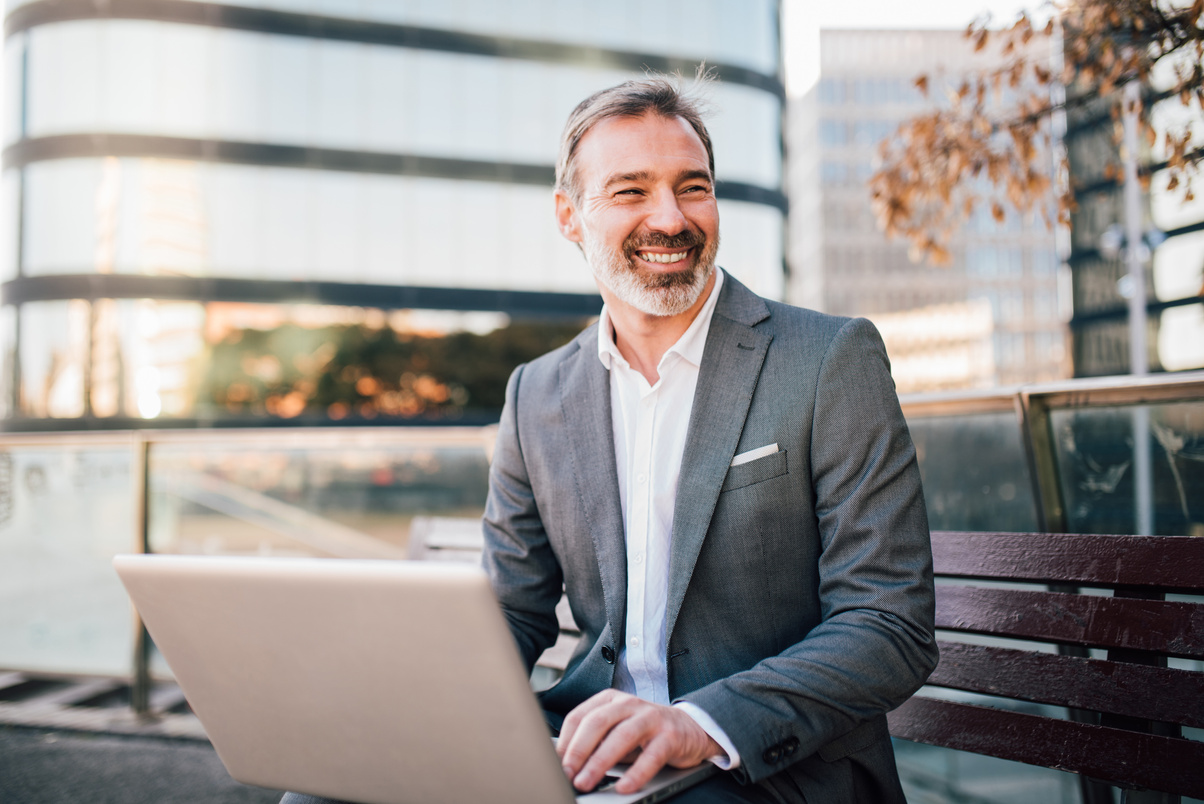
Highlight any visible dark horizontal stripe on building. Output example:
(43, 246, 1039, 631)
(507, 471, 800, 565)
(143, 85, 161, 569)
(1069, 293, 1204, 327)
(2, 133, 789, 212)
(1062, 85, 1180, 140)
(1067, 219, 1204, 264)
(0, 411, 507, 433)
(1071, 148, 1204, 199)
(4, 0, 784, 100)
(0, 274, 605, 319)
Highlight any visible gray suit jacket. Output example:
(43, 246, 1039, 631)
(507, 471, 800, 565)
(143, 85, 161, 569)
(482, 271, 937, 802)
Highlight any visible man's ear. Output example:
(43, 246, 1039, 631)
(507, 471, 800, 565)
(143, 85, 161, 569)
(554, 189, 583, 244)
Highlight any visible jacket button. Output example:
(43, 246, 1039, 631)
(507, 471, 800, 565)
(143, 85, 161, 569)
(762, 746, 781, 764)
(783, 737, 799, 756)
(601, 646, 615, 664)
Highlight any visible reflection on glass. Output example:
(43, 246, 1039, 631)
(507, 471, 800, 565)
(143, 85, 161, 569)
(21, 158, 783, 294)
(0, 444, 135, 675)
(24, 21, 779, 185)
(1052, 402, 1204, 537)
(148, 437, 491, 559)
(19, 300, 89, 418)
(16, 298, 587, 422)
(18, 298, 206, 420)
(907, 413, 1039, 532)
(0, 307, 14, 419)
(0, 170, 19, 282)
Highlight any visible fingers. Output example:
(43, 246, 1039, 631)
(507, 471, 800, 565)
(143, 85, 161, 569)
(556, 692, 719, 794)
(610, 712, 714, 795)
(612, 736, 670, 794)
(559, 691, 646, 791)
(555, 689, 609, 760)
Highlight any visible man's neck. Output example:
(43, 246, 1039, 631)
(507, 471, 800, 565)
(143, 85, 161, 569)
(603, 271, 717, 385)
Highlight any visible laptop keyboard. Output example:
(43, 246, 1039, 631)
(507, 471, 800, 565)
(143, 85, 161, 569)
(588, 773, 623, 794)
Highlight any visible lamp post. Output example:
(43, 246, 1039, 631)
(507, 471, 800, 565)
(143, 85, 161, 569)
(1121, 80, 1153, 536)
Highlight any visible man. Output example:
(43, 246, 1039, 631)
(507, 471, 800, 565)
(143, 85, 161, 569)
(482, 74, 937, 803)
(281, 74, 935, 804)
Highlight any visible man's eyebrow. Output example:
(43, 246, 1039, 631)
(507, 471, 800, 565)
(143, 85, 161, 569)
(601, 170, 653, 189)
(600, 169, 714, 190)
(677, 169, 714, 184)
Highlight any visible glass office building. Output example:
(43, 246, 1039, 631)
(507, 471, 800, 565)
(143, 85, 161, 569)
(0, 0, 786, 427)
(791, 30, 1069, 392)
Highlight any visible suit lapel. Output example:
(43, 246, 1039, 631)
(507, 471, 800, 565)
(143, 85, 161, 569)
(666, 275, 772, 640)
(559, 329, 628, 638)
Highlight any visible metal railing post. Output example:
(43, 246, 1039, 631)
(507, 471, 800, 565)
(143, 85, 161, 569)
(1016, 389, 1068, 534)
(130, 434, 151, 715)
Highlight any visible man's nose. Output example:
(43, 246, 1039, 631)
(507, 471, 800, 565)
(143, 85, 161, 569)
(644, 189, 689, 234)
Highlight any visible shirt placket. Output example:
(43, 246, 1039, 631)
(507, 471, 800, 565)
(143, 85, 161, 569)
(627, 378, 657, 699)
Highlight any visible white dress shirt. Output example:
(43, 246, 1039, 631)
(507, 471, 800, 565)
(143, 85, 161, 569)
(595, 270, 740, 769)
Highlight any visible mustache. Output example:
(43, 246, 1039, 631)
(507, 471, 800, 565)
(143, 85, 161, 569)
(623, 229, 705, 257)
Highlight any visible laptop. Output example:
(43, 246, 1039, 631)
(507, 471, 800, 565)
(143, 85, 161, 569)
(113, 554, 716, 804)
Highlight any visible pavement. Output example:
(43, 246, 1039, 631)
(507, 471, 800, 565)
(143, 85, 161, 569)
(0, 723, 284, 804)
(0, 674, 285, 804)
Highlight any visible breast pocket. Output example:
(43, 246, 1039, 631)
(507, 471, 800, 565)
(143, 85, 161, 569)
(720, 449, 788, 493)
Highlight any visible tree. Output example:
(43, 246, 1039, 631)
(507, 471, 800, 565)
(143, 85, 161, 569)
(870, 0, 1204, 265)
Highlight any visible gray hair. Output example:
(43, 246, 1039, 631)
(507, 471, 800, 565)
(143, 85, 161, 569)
(555, 70, 716, 203)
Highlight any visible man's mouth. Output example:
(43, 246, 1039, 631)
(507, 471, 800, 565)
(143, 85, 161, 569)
(637, 250, 690, 265)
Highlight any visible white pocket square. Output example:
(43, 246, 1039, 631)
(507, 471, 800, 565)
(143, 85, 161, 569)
(730, 443, 778, 467)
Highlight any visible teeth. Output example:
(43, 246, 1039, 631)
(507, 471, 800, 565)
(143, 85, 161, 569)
(639, 251, 688, 264)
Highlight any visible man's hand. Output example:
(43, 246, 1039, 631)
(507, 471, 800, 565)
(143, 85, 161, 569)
(556, 690, 721, 794)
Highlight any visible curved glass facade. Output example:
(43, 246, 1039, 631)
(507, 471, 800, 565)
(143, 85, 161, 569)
(17, 158, 782, 291)
(1, 0, 786, 426)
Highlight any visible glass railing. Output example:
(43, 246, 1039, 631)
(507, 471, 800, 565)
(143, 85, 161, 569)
(0, 433, 138, 678)
(1, 370, 1202, 712)
(901, 371, 1204, 538)
(0, 426, 495, 695)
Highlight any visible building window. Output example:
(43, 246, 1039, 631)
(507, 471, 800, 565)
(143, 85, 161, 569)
(821, 160, 848, 185)
(818, 78, 846, 105)
(819, 119, 847, 146)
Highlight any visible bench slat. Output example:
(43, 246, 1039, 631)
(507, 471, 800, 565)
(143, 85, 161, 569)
(927, 640, 1204, 728)
(932, 531, 1204, 593)
(888, 696, 1204, 798)
(935, 586, 1204, 659)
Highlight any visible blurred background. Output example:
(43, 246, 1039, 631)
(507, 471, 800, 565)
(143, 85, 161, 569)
(0, 1, 1201, 803)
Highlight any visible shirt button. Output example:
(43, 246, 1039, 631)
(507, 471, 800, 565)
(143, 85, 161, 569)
(630, 636, 640, 647)
(637, 473, 646, 484)
(634, 553, 644, 564)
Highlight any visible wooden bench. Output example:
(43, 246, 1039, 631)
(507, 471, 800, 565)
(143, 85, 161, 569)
(888, 530, 1204, 802)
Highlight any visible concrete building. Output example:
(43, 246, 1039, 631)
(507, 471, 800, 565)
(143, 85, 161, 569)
(789, 29, 1069, 391)
(0, 0, 787, 427)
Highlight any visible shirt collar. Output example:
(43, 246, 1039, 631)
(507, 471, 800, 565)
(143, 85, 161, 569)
(597, 269, 725, 372)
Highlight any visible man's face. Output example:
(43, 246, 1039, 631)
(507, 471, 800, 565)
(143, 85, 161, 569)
(555, 113, 720, 318)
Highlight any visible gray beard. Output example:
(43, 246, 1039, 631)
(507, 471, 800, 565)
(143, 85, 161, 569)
(583, 234, 718, 318)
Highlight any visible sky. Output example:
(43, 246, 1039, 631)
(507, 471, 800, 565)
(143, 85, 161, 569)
(782, 0, 1044, 95)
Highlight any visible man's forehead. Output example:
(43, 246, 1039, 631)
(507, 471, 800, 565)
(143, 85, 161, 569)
(574, 113, 710, 188)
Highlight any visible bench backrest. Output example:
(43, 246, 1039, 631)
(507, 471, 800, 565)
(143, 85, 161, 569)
(888, 531, 1204, 800)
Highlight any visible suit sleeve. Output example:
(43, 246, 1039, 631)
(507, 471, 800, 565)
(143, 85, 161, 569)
(679, 317, 938, 784)
(481, 363, 564, 672)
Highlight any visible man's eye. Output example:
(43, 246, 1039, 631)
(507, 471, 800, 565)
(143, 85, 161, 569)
(616, 189, 641, 196)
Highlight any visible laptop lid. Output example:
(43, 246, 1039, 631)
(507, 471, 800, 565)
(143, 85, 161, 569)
(113, 555, 713, 804)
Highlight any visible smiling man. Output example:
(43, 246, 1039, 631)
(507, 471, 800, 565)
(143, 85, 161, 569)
(481, 75, 938, 803)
